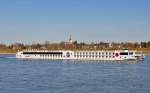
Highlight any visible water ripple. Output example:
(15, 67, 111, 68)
(0, 55, 150, 93)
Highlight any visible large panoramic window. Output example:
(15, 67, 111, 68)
(120, 52, 128, 55)
(23, 52, 63, 55)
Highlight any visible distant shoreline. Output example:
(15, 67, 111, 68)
(0, 53, 16, 55)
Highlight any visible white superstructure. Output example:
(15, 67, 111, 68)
(16, 49, 145, 61)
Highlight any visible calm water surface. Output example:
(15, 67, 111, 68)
(0, 55, 150, 93)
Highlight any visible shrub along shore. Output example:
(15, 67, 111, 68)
(0, 49, 150, 55)
(0, 41, 150, 55)
(0, 48, 150, 55)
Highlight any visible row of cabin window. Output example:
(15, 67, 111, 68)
(74, 55, 115, 58)
(40, 55, 62, 57)
(74, 52, 114, 56)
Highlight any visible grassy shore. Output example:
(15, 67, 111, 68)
(0, 49, 17, 54)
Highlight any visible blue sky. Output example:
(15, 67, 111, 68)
(0, 0, 150, 44)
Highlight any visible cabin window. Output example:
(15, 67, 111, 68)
(106, 52, 108, 55)
(66, 52, 70, 57)
(129, 52, 133, 55)
(109, 52, 111, 55)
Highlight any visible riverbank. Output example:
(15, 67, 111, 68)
(0, 53, 16, 54)
(0, 50, 150, 55)
(0, 49, 16, 54)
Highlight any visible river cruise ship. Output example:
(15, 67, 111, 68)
(16, 49, 144, 61)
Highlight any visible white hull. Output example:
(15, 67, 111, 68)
(16, 50, 144, 61)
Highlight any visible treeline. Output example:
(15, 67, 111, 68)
(0, 41, 150, 53)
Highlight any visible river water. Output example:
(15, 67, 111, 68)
(0, 55, 150, 93)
